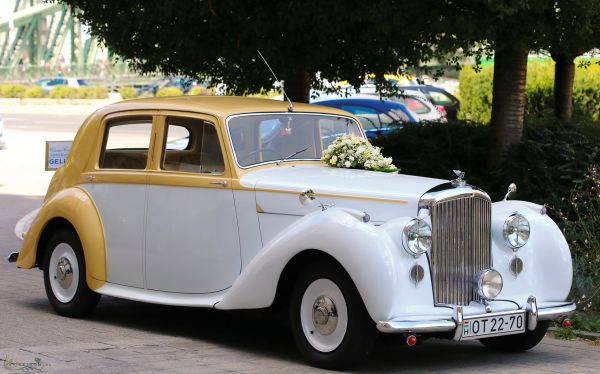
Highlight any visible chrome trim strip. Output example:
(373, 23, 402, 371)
(7, 252, 18, 263)
(453, 306, 464, 340)
(225, 112, 365, 169)
(376, 319, 456, 333)
(537, 303, 576, 320)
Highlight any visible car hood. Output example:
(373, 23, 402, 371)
(240, 164, 447, 221)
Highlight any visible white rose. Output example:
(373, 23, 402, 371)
(330, 155, 338, 164)
(344, 161, 351, 168)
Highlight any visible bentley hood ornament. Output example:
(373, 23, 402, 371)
(451, 170, 466, 188)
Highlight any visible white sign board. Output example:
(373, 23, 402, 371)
(45, 141, 73, 171)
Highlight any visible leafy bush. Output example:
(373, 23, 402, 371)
(0, 84, 27, 98)
(458, 59, 600, 122)
(558, 166, 600, 311)
(76, 86, 109, 99)
(118, 86, 138, 99)
(49, 85, 78, 99)
(24, 85, 44, 98)
(156, 87, 184, 97)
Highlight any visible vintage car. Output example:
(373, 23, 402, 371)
(9, 96, 575, 369)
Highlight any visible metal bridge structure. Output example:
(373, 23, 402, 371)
(0, 0, 130, 81)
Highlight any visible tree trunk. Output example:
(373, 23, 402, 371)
(551, 52, 575, 121)
(283, 71, 311, 104)
(489, 46, 528, 161)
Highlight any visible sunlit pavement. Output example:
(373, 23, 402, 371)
(0, 113, 598, 373)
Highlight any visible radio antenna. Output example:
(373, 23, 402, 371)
(257, 50, 294, 112)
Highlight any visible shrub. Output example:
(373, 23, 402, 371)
(156, 87, 184, 97)
(118, 86, 138, 99)
(24, 85, 44, 98)
(0, 84, 27, 98)
(558, 166, 600, 311)
(458, 59, 600, 122)
(49, 85, 77, 99)
(76, 86, 109, 99)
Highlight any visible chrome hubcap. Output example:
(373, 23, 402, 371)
(56, 257, 73, 289)
(312, 295, 338, 336)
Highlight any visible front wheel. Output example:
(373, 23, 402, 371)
(289, 261, 377, 370)
(43, 228, 100, 317)
(479, 320, 549, 352)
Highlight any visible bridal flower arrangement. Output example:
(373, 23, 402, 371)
(322, 135, 398, 172)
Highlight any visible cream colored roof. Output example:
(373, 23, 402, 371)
(96, 96, 352, 119)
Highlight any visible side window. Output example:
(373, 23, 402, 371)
(99, 118, 153, 169)
(162, 117, 225, 174)
(340, 105, 381, 130)
(429, 91, 455, 106)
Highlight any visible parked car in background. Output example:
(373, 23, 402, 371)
(332, 84, 446, 122)
(34, 77, 90, 94)
(313, 96, 417, 138)
(0, 114, 5, 149)
(9, 96, 576, 369)
(137, 76, 199, 95)
(398, 85, 460, 120)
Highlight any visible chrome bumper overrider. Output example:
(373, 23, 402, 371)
(376, 299, 576, 339)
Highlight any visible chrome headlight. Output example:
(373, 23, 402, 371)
(503, 213, 530, 249)
(402, 219, 432, 257)
(474, 269, 503, 299)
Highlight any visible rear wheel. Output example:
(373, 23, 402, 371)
(43, 228, 100, 317)
(289, 261, 377, 370)
(479, 321, 549, 352)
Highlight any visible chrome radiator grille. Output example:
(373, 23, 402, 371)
(430, 194, 492, 305)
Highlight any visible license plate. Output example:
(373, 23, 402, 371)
(460, 311, 526, 340)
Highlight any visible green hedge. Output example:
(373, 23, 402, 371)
(372, 119, 600, 309)
(49, 85, 78, 99)
(24, 85, 44, 98)
(0, 84, 27, 98)
(118, 86, 138, 99)
(458, 60, 600, 123)
(156, 87, 184, 97)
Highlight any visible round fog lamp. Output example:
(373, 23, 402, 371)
(503, 213, 530, 249)
(474, 269, 503, 300)
(402, 219, 432, 257)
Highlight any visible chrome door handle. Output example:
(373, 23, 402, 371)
(209, 181, 228, 186)
(85, 175, 95, 182)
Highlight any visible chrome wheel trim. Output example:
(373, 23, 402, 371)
(300, 278, 348, 353)
(49, 243, 79, 303)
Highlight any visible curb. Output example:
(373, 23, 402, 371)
(549, 326, 600, 340)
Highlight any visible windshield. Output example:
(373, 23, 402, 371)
(228, 113, 363, 167)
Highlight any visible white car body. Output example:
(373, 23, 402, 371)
(11, 97, 575, 368)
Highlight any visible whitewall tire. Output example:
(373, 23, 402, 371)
(43, 228, 100, 317)
(290, 260, 378, 369)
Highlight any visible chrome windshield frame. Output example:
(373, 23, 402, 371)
(225, 112, 366, 169)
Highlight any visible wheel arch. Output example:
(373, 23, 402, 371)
(271, 249, 346, 312)
(16, 187, 106, 290)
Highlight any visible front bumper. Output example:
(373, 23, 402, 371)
(377, 297, 575, 339)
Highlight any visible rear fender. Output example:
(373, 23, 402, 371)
(16, 187, 106, 290)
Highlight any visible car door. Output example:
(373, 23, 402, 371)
(144, 113, 241, 293)
(81, 113, 156, 288)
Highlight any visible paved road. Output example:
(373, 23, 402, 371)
(0, 114, 599, 373)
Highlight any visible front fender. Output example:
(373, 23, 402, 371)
(16, 187, 106, 290)
(491, 200, 572, 303)
(216, 208, 411, 321)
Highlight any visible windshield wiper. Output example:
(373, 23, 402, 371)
(276, 146, 310, 165)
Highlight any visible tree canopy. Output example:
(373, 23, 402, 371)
(58, 0, 460, 102)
